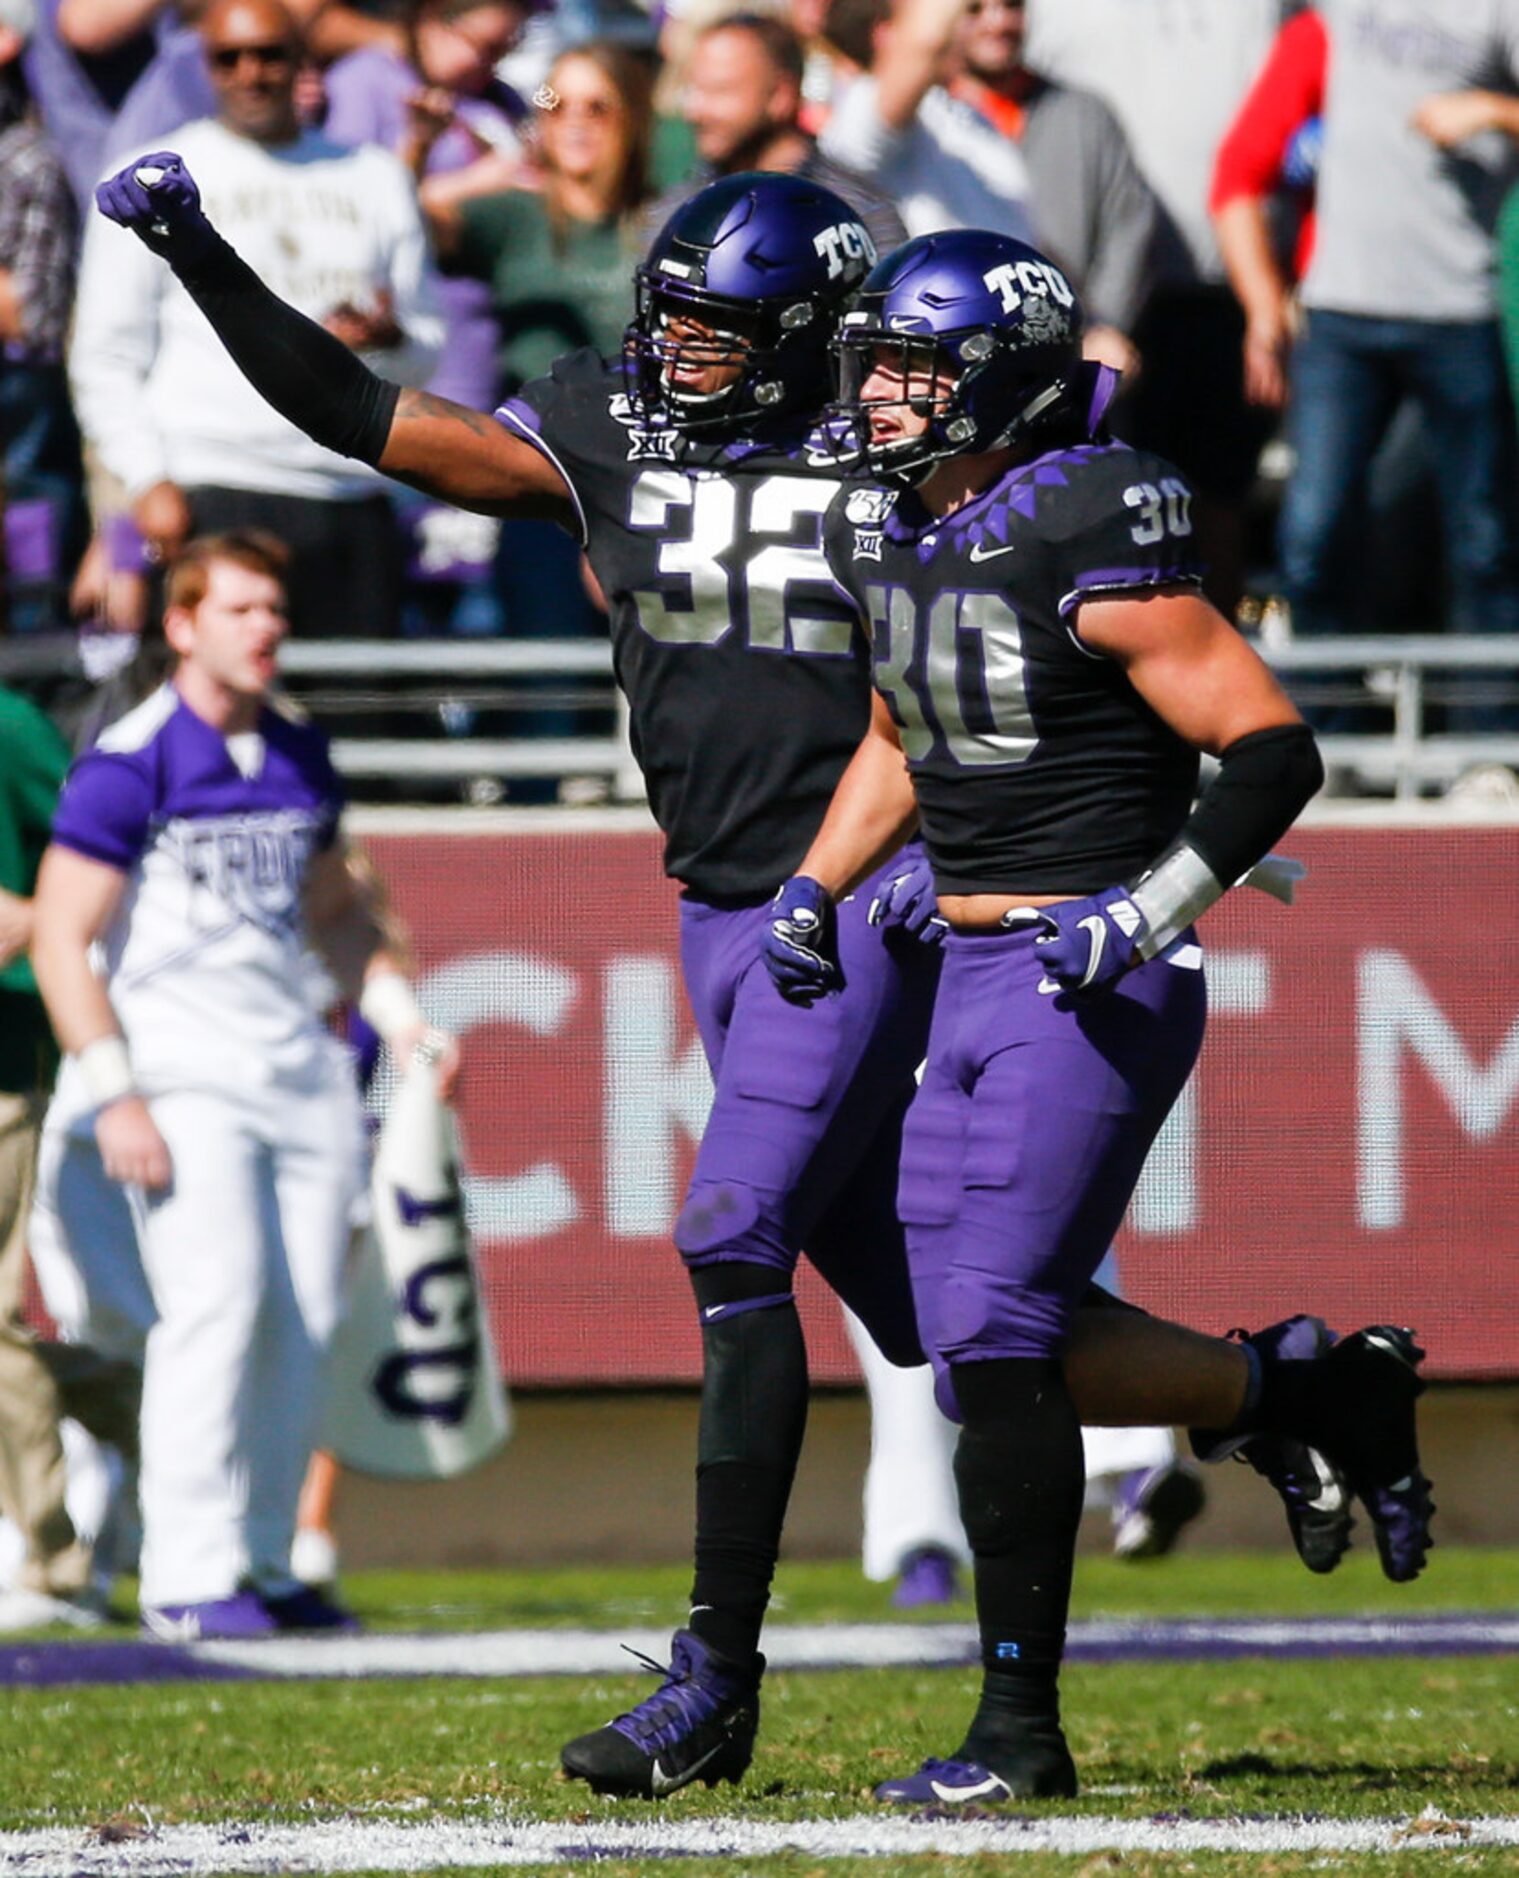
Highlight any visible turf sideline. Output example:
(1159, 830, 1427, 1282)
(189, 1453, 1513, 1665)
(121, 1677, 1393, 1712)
(0, 1809, 1511, 1873)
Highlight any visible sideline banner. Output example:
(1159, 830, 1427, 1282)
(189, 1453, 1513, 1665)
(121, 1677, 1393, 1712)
(361, 822, 1519, 1385)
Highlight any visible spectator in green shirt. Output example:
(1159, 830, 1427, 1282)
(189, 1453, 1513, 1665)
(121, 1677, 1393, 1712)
(439, 38, 655, 394)
(433, 40, 656, 672)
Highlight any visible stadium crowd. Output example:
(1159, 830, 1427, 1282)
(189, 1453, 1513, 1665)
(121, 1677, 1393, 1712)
(2, 0, 1519, 770)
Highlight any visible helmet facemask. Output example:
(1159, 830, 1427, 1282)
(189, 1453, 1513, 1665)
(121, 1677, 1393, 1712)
(625, 273, 830, 434)
(830, 317, 1080, 485)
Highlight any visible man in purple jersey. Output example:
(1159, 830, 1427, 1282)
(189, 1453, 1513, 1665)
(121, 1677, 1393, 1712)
(89, 157, 1427, 1795)
(770, 229, 1433, 1802)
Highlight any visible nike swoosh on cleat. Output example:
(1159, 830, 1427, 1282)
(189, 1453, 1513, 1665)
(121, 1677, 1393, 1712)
(650, 1740, 726, 1795)
(930, 1775, 1008, 1803)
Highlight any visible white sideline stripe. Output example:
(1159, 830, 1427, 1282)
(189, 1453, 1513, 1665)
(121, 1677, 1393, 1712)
(192, 1621, 976, 1678)
(187, 1615, 1519, 1680)
(2, 1811, 1515, 1874)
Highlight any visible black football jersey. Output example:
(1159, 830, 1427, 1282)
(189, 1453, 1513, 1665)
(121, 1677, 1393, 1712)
(822, 441, 1205, 895)
(497, 351, 869, 899)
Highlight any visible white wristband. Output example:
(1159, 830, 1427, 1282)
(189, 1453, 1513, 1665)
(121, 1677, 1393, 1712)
(78, 1035, 136, 1108)
(359, 970, 424, 1042)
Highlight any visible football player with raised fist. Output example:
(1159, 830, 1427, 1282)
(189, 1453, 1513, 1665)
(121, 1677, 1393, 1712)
(90, 155, 1429, 1798)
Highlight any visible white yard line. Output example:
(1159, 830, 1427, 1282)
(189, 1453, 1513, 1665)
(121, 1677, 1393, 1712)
(0, 1809, 1511, 1874)
(185, 1614, 1519, 1680)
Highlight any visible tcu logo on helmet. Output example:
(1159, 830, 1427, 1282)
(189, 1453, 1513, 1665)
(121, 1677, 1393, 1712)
(983, 259, 1076, 315)
(814, 220, 874, 278)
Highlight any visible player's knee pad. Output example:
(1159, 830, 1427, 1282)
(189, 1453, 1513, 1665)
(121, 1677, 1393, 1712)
(691, 1266, 806, 1473)
(951, 1357, 1083, 1557)
(675, 1180, 791, 1271)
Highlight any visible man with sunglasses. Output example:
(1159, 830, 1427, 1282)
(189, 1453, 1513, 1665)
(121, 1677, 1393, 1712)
(68, 0, 443, 631)
(89, 160, 1431, 1800)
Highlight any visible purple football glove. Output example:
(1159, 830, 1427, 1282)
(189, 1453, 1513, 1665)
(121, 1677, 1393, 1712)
(95, 153, 216, 265)
(764, 875, 843, 1005)
(868, 853, 948, 945)
(1025, 884, 1148, 996)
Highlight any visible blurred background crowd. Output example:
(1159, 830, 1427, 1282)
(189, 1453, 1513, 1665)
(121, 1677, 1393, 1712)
(5, 0, 1519, 789)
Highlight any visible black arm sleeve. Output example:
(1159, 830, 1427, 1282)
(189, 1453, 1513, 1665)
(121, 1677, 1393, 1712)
(1185, 721, 1324, 886)
(173, 233, 400, 467)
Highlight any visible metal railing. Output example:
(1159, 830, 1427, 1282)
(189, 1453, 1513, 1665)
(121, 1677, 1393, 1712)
(5, 629, 1519, 801)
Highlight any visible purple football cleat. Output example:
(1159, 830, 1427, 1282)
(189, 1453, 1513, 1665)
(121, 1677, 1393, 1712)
(1194, 1314, 1355, 1576)
(561, 1629, 763, 1798)
(893, 1546, 961, 1608)
(874, 1756, 1014, 1807)
(876, 1726, 1077, 1805)
(142, 1591, 278, 1642)
(1112, 1461, 1207, 1560)
(1328, 1327, 1435, 1583)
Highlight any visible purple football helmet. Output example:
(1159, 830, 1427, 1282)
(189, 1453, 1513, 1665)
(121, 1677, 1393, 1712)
(831, 230, 1091, 482)
(627, 172, 876, 433)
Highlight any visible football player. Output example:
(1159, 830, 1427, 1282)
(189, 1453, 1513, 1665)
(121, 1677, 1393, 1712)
(91, 160, 1426, 1797)
(770, 229, 1433, 1802)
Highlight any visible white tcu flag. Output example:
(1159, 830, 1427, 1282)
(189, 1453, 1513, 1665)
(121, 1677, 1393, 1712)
(323, 1057, 512, 1477)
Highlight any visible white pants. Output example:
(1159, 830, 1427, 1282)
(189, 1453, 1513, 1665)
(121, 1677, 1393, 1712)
(30, 1071, 362, 1607)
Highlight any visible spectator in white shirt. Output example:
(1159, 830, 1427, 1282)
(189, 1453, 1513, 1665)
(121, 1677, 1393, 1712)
(69, 0, 443, 635)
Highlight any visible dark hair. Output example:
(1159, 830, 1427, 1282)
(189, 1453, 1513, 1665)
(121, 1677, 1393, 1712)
(698, 12, 806, 89)
(824, 0, 888, 70)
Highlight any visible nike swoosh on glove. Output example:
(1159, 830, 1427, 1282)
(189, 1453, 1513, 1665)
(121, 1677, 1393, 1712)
(763, 876, 843, 1005)
(1026, 885, 1148, 995)
(867, 854, 948, 945)
(96, 153, 217, 264)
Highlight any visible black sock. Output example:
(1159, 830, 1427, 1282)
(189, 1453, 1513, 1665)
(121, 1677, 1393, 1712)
(686, 1263, 807, 1666)
(951, 1356, 1084, 1748)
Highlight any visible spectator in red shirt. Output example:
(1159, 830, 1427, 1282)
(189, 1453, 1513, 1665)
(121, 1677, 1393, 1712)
(1210, 7, 1326, 410)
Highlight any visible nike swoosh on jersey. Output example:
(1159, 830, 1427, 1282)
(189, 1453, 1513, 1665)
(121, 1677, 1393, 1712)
(930, 1774, 1009, 1803)
(968, 540, 1016, 563)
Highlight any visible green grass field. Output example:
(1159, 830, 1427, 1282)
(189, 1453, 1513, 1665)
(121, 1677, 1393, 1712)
(4, 1550, 1517, 1875)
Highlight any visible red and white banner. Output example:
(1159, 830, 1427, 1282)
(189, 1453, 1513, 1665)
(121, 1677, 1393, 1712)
(361, 819, 1519, 1385)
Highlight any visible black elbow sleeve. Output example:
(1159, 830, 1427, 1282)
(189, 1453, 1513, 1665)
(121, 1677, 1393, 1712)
(1185, 721, 1324, 887)
(174, 234, 400, 466)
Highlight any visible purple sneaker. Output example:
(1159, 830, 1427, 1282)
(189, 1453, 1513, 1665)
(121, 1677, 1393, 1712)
(261, 1586, 361, 1632)
(876, 1728, 1077, 1805)
(560, 1628, 763, 1798)
(893, 1546, 961, 1608)
(142, 1591, 278, 1642)
(1112, 1461, 1207, 1560)
(1192, 1314, 1355, 1576)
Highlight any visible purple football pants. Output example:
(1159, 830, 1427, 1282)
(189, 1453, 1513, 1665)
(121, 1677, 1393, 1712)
(676, 851, 940, 1367)
(898, 922, 1206, 1395)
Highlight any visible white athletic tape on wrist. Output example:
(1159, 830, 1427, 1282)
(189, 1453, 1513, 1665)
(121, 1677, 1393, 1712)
(78, 1034, 136, 1108)
(359, 971, 424, 1042)
(1129, 843, 1223, 958)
